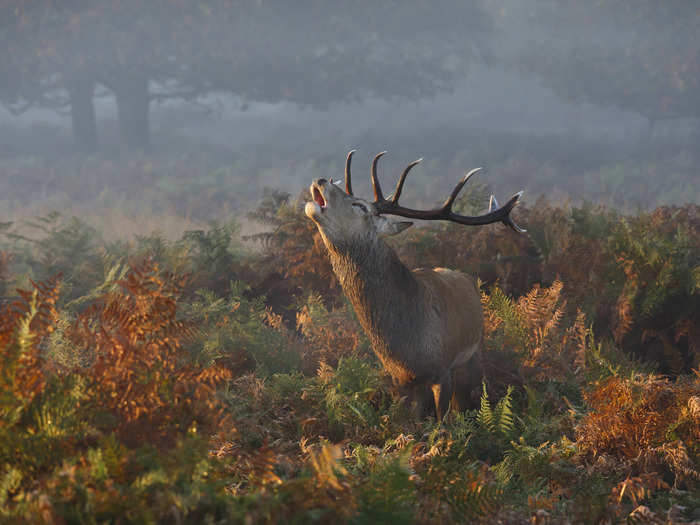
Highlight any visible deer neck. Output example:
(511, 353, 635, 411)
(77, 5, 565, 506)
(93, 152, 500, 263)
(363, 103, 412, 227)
(324, 235, 424, 374)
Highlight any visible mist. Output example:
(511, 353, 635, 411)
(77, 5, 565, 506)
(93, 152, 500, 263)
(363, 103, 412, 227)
(1, 0, 698, 234)
(2, 6, 700, 520)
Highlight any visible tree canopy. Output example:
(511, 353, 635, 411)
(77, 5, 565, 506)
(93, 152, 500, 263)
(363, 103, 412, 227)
(0, 0, 492, 152)
(497, 1, 700, 124)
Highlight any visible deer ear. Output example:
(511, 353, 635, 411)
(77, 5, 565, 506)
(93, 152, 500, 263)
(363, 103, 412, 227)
(376, 216, 413, 236)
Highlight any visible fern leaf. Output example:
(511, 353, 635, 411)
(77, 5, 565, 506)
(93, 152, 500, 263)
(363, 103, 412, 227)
(16, 289, 39, 354)
(495, 386, 516, 436)
(0, 468, 22, 507)
(477, 382, 495, 433)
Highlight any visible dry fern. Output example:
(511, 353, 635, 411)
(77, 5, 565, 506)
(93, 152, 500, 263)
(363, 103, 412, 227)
(577, 375, 700, 487)
(71, 262, 233, 447)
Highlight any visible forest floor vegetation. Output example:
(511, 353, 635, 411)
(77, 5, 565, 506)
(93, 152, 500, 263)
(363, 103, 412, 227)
(0, 188, 698, 523)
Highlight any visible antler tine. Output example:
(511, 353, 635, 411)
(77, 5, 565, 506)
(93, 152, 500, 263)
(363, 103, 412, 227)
(489, 192, 526, 232)
(371, 160, 525, 231)
(345, 149, 356, 195)
(488, 195, 499, 212)
(371, 151, 387, 202)
(392, 158, 422, 204)
(502, 192, 527, 233)
(442, 167, 482, 210)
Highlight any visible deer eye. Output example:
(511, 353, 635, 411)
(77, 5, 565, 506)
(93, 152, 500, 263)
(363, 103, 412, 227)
(351, 202, 368, 214)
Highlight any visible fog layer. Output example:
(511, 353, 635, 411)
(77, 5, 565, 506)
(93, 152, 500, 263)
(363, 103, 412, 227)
(1, 1, 698, 229)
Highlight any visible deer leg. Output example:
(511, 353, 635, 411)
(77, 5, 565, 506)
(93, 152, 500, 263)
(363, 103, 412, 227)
(417, 385, 434, 419)
(432, 373, 453, 421)
(400, 383, 433, 419)
(451, 364, 473, 412)
(450, 366, 466, 413)
(453, 353, 484, 411)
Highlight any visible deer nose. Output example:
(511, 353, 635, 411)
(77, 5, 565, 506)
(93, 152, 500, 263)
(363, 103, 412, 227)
(314, 178, 328, 187)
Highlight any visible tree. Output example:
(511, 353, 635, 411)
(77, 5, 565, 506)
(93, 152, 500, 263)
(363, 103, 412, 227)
(495, 1, 700, 137)
(1, 1, 206, 151)
(0, 1, 492, 153)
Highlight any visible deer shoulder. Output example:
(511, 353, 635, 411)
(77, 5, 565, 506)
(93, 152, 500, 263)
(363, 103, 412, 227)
(413, 267, 484, 359)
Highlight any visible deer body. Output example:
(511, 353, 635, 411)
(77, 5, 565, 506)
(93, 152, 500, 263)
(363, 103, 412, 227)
(306, 152, 523, 418)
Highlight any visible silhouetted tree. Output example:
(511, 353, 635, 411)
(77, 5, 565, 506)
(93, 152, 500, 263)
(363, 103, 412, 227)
(0, 1, 492, 153)
(496, 1, 700, 143)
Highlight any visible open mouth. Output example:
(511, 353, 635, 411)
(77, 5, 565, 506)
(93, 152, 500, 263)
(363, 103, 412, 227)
(312, 186, 327, 209)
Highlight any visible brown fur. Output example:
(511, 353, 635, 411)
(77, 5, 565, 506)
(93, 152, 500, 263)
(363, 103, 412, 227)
(306, 178, 484, 419)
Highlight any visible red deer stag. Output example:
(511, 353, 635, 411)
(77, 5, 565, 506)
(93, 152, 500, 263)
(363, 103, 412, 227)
(305, 151, 525, 419)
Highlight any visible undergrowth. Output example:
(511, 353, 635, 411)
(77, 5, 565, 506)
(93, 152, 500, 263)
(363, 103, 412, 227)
(0, 196, 698, 523)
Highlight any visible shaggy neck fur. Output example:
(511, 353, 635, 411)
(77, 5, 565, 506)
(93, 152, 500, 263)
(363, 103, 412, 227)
(321, 232, 425, 384)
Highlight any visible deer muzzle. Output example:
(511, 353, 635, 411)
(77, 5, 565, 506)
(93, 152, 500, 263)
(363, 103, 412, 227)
(306, 179, 329, 220)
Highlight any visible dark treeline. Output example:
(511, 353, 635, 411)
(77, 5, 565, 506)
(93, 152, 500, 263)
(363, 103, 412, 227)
(1, 0, 491, 151)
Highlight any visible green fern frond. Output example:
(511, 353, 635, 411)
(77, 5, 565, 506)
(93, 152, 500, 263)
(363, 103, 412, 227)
(31, 375, 89, 439)
(87, 447, 109, 482)
(477, 382, 495, 434)
(65, 262, 129, 308)
(494, 438, 552, 489)
(478, 384, 517, 438)
(495, 386, 516, 436)
(0, 467, 22, 509)
(447, 471, 499, 520)
(487, 287, 528, 348)
(17, 290, 38, 355)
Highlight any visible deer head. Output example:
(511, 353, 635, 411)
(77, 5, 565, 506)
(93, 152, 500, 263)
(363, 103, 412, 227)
(305, 150, 525, 248)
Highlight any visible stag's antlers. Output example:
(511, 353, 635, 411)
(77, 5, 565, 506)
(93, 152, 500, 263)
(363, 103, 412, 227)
(344, 151, 526, 233)
(345, 149, 356, 195)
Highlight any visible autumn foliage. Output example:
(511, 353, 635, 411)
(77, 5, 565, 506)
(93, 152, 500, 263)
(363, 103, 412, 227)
(0, 196, 698, 522)
(73, 263, 232, 446)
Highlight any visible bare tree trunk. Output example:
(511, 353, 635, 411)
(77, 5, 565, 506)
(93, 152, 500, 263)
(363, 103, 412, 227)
(113, 72, 150, 151)
(66, 74, 97, 153)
